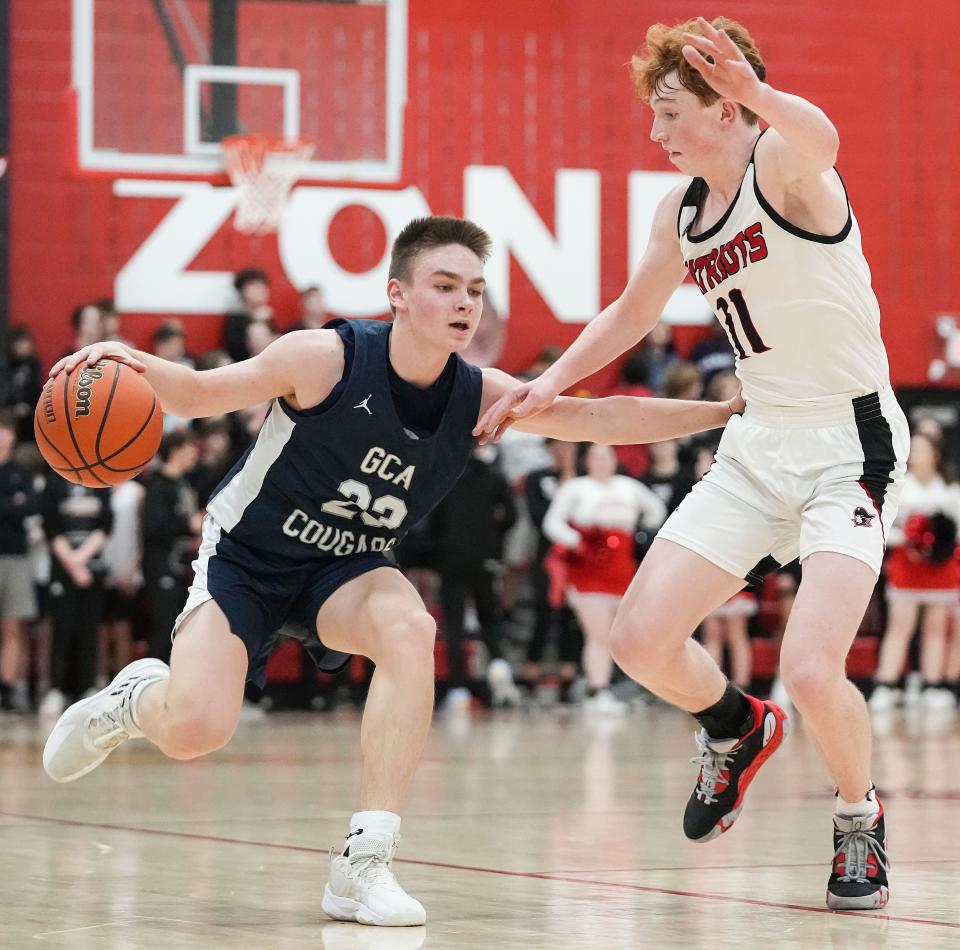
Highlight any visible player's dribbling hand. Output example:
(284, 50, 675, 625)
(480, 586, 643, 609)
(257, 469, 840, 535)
(49, 341, 147, 379)
(680, 17, 763, 105)
(473, 376, 561, 444)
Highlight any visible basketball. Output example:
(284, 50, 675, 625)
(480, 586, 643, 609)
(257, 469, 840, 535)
(34, 360, 163, 487)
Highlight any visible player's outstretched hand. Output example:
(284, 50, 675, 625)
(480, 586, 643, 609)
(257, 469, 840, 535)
(49, 341, 147, 379)
(726, 386, 746, 418)
(473, 376, 561, 444)
(681, 17, 762, 104)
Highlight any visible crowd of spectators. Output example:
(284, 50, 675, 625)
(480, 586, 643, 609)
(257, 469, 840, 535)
(1, 277, 958, 722)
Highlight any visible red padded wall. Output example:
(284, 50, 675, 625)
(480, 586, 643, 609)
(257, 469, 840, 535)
(9, 1, 960, 389)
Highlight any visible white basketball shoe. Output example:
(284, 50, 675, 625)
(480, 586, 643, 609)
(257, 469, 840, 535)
(322, 830, 426, 926)
(43, 657, 170, 783)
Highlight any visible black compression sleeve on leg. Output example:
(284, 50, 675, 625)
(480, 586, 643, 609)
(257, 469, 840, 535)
(692, 683, 753, 740)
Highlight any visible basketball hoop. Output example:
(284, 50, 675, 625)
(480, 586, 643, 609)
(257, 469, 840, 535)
(222, 134, 314, 235)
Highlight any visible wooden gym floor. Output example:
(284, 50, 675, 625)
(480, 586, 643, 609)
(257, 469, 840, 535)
(1, 703, 958, 948)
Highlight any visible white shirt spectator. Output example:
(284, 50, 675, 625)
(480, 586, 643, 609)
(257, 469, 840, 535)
(544, 474, 667, 549)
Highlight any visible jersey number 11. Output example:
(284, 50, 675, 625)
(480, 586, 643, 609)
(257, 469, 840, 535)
(716, 289, 771, 360)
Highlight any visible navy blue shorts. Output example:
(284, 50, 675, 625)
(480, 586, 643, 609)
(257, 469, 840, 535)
(173, 517, 396, 687)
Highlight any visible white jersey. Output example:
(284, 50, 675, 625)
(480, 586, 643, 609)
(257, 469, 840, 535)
(678, 140, 890, 411)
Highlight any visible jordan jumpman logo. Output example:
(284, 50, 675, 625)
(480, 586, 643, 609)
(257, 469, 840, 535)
(354, 394, 374, 415)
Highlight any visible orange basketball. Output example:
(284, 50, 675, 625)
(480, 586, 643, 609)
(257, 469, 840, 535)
(34, 360, 164, 487)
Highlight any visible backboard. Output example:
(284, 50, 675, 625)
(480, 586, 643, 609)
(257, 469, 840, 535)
(71, 0, 407, 181)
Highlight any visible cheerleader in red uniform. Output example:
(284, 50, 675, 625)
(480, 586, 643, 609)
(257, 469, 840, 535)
(870, 433, 960, 711)
(543, 443, 666, 713)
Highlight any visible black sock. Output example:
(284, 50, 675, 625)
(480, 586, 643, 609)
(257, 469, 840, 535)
(693, 683, 753, 740)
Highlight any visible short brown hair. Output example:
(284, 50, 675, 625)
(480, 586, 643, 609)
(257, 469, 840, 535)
(158, 430, 195, 463)
(631, 17, 766, 125)
(152, 319, 185, 345)
(662, 361, 704, 400)
(389, 216, 492, 284)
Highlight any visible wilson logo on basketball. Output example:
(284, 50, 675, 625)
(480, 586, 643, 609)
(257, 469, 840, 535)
(74, 362, 106, 418)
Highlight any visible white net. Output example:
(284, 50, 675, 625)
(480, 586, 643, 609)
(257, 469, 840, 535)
(222, 134, 314, 235)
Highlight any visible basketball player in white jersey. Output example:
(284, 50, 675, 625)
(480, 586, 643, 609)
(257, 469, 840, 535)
(477, 17, 908, 910)
(42, 217, 743, 928)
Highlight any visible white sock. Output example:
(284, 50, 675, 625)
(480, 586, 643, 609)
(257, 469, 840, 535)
(350, 810, 401, 837)
(128, 675, 166, 733)
(836, 785, 880, 818)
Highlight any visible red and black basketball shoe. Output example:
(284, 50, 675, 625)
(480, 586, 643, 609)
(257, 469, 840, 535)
(683, 696, 789, 842)
(826, 799, 890, 909)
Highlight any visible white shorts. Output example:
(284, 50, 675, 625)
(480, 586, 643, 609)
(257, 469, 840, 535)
(658, 389, 909, 581)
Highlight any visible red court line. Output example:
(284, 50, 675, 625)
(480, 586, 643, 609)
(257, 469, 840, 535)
(2, 810, 958, 931)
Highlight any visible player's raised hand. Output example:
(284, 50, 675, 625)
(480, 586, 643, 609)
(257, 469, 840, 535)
(681, 17, 762, 105)
(473, 376, 561, 445)
(49, 341, 146, 379)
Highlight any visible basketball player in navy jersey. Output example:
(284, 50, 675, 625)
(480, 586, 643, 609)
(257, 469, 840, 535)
(43, 216, 742, 927)
(478, 17, 907, 910)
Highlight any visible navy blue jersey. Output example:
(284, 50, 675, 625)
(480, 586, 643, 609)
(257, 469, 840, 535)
(206, 319, 483, 561)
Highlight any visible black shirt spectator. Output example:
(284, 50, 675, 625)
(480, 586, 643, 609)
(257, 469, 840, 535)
(522, 440, 583, 688)
(0, 412, 39, 710)
(41, 478, 113, 699)
(142, 470, 200, 582)
(689, 322, 736, 389)
(432, 451, 517, 564)
(188, 419, 244, 509)
(142, 432, 201, 662)
(642, 439, 697, 516)
(0, 457, 38, 554)
(5, 326, 43, 444)
(42, 481, 113, 569)
(431, 449, 517, 695)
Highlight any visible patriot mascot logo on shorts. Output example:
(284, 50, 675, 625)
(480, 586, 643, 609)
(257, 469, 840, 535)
(852, 506, 875, 528)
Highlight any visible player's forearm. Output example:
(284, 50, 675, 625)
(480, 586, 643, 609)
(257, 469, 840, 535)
(128, 349, 201, 418)
(540, 300, 656, 394)
(744, 83, 839, 168)
(517, 394, 733, 444)
(592, 395, 732, 445)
